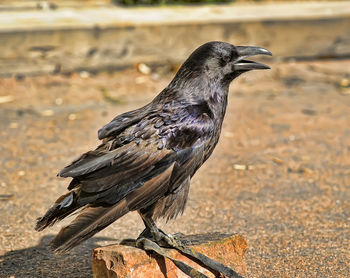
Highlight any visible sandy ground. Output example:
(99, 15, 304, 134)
(0, 59, 349, 277)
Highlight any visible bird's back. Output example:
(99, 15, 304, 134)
(35, 94, 217, 253)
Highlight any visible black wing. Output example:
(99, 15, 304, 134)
(59, 100, 214, 195)
(36, 101, 214, 253)
(97, 103, 154, 140)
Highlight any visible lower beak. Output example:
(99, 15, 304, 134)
(234, 46, 272, 71)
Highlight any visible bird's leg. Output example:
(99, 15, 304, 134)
(137, 226, 153, 241)
(136, 215, 209, 278)
(136, 237, 209, 278)
(137, 212, 169, 242)
(139, 214, 183, 247)
(138, 214, 244, 278)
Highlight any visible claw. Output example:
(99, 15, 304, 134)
(143, 231, 244, 278)
(137, 237, 209, 278)
(138, 214, 244, 278)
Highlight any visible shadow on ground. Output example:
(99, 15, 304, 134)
(0, 235, 115, 278)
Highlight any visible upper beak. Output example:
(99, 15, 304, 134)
(234, 46, 272, 71)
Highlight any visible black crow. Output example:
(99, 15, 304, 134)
(35, 42, 271, 260)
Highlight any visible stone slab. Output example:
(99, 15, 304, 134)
(92, 233, 247, 278)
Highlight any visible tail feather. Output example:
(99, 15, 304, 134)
(50, 199, 129, 253)
(37, 153, 177, 253)
(35, 191, 81, 232)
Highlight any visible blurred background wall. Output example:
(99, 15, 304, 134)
(0, 0, 349, 77)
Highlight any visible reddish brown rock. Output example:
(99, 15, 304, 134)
(92, 233, 247, 278)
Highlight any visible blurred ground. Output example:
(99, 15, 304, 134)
(0, 59, 349, 277)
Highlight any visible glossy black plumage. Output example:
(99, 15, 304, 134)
(35, 41, 271, 253)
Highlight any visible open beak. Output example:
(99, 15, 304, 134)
(234, 46, 272, 71)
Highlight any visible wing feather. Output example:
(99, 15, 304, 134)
(51, 159, 176, 253)
(98, 103, 154, 140)
(51, 200, 129, 253)
(41, 101, 216, 254)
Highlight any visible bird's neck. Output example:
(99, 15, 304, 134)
(208, 88, 228, 122)
(160, 75, 229, 123)
(196, 76, 229, 124)
(171, 74, 228, 99)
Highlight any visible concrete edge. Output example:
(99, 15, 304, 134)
(1, 1, 350, 31)
(0, 1, 350, 76)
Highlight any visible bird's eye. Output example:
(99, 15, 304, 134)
(221, 54, 231, 65)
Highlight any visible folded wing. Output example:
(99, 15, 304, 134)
(36, 101, 214, 253)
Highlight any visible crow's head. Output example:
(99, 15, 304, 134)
(177, 41, 272, 86)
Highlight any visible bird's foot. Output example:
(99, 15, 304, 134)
(136, 236, 209, 278)
(136, 229, 243, 278)
(137, 217, 242, 277)
(157, 231, 186, 248)
(137, 226, 185, 248)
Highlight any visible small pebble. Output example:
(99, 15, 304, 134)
(18, 171, 25, 176)
(9, 122, 19, 129)
(55, 98, 63, 105)
(233, 164, 248, 170)
(137, 63, 151, 75)
(68, 113, 77, 121)
(135, 76, 148, 84)
(79, 71, 90, 78)
(0, 95, 15, 104)
(339, 78, 349, 87)
(224, 131, 235, 138)
(272, 157, 284, 165)
(41, 109, 54, 117)
(151, 73, 160, 80)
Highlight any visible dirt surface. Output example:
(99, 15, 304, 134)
(0, 59, 349, 277)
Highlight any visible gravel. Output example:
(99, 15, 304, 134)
(0, 59, 349, 277)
